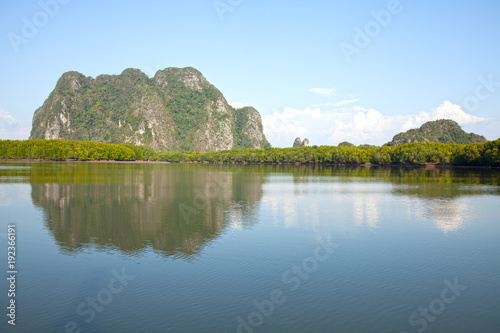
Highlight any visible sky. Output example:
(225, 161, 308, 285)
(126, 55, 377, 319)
(1, 0, 499, 147)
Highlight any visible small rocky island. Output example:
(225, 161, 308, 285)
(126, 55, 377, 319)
(293, 137, 309, 147)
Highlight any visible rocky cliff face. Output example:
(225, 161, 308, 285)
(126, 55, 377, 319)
(234, 107, 269, 149)
(385, 119, 487, 146)
(293, 137, 309, 147)
(30, 67, 271, 151)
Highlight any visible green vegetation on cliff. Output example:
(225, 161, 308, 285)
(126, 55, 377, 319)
(2, 139, 499, 166)
(233, 107, 271, 149)
(29, 67, 270, 152)
(386, 119, 487, 146)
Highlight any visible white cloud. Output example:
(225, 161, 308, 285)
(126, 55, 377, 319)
(433, 100, 485, 124)
(309, 87, 336, 96)
(332, 99, 360, 107)
(399, 101, 486, 132)
(230, 102, 244, 109)
(0, 109, 30, 140)
(0, 109, 19, 126)
(263, 101, 489, 147)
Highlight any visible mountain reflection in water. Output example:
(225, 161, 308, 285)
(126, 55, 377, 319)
(22, 163, 500, 256)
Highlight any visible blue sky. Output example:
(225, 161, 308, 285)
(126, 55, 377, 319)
(1, 0, 499, 146)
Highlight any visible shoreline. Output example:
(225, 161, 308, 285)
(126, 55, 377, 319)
(1, 158, 498, 169)
(0, 158, 171, 164)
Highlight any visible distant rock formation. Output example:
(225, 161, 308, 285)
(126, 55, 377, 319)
(338, 141, 355, 147)
(385, 119, 486, 146)
(293, 137, 309, 147)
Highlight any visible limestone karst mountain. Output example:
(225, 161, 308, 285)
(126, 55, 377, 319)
(29, 67, 270, 152)
(385, 119, 486, 146)
(293, 137, 309, 147)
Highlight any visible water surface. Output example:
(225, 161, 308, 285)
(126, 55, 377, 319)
(1, 162, 499, 332)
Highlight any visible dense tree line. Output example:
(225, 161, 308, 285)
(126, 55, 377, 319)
(155, 140, 500, 166)
(1, 139, 499, 166)
(0, 139, 155, 161)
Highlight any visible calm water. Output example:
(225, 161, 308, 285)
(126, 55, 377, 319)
(1, 162, 499, 333)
